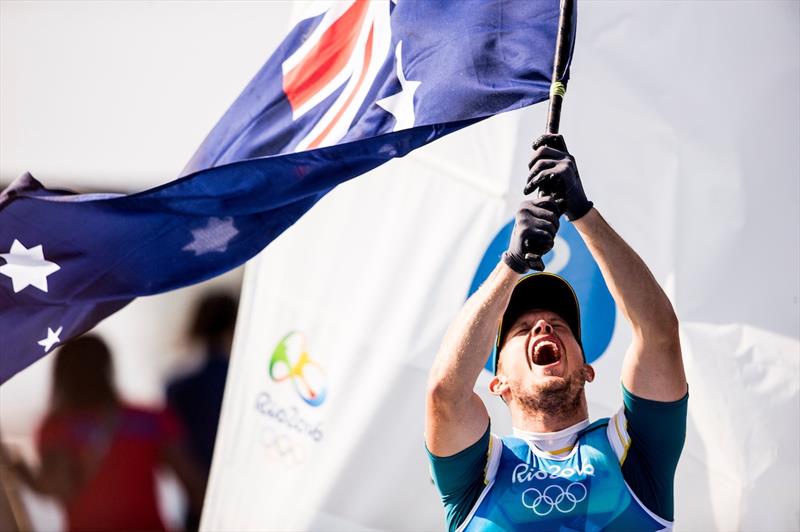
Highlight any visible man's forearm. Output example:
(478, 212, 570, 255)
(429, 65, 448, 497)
(428, 261, 522, 401)
(572, 208, 678, 343)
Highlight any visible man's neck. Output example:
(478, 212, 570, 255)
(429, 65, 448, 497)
(509, 397, 590, 433)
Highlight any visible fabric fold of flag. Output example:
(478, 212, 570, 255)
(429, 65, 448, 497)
(0, 0, 572, 383)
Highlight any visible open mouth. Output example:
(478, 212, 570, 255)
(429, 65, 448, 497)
(530, 337, 562, 366)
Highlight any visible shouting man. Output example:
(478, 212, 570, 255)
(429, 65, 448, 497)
(425, 135, 688, 531)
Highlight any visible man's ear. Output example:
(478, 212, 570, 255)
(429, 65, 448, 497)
(489, 375, 509, 397)
(583, 364, 595, 383)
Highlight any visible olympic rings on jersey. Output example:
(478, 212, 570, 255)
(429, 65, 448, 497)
(521, 481, 587, 516)
(260, 426, 308, 466)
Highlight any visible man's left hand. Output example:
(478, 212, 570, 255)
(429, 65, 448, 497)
(525, 134, 593, 221)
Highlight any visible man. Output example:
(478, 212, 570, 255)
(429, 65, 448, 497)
(167, 291, 238, 530)
(425, 134, 688, 531)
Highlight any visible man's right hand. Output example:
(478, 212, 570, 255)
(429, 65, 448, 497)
(502, 196, 560, 273)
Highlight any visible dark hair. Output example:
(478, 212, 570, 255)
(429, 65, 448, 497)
(189, 292, 238, 350)
(51, 335, 118, 412)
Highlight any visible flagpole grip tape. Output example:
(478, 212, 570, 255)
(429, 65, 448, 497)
(550, 81, 567, 99)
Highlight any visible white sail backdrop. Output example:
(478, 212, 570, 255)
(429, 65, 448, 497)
(204, 2, 799, 531)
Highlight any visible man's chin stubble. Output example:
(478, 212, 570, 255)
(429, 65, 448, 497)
(515, 374, 585, 419)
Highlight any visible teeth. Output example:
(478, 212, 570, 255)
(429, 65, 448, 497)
(534, 341, 556, 356)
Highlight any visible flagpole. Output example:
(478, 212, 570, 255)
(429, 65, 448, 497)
(545, 0, 576, 134)
(525, 0, 576, 271)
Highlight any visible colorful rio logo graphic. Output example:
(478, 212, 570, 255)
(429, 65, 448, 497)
(268, 331, 328, 407)
(469, 217, 616, 370)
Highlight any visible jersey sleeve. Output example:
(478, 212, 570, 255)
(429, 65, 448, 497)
(425, 423, 491, 532)
(607, 383, 688, 521)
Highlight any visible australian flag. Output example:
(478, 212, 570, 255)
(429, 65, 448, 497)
(0, 0, 572, 383)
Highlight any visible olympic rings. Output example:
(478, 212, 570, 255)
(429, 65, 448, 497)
(521, 481, 587, 516)
(260, 426, 308, 466)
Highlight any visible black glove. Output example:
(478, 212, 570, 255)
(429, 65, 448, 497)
(525, 134, 593, 221)
(502, 197, 560, 273)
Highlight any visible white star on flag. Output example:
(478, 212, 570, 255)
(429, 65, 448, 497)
(376, 41, 421, 132)
(37, 326, 63, 353)
(182, 217, 239, 256)
(0, 239, 61, 293)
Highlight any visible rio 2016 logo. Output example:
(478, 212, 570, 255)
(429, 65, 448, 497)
(469, 217, 616, 370)
(268, 332, 328, 407)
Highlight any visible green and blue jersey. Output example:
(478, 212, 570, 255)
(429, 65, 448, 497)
(427, 385, 688, 531)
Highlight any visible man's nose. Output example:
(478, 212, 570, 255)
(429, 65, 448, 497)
(532, 320, 553, 336)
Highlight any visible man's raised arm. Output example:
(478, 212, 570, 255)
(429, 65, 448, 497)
(573, 209, 686, 401)
(425, 197, 561, 456)
(527, 134, 686, 401)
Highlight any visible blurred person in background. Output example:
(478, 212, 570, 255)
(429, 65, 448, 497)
(6, 335, 204, 531)
(166, 292, 238, 529)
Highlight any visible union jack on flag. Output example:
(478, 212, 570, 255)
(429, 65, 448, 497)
(0, 0, 571, 383)
(281, 0, 394, 151)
